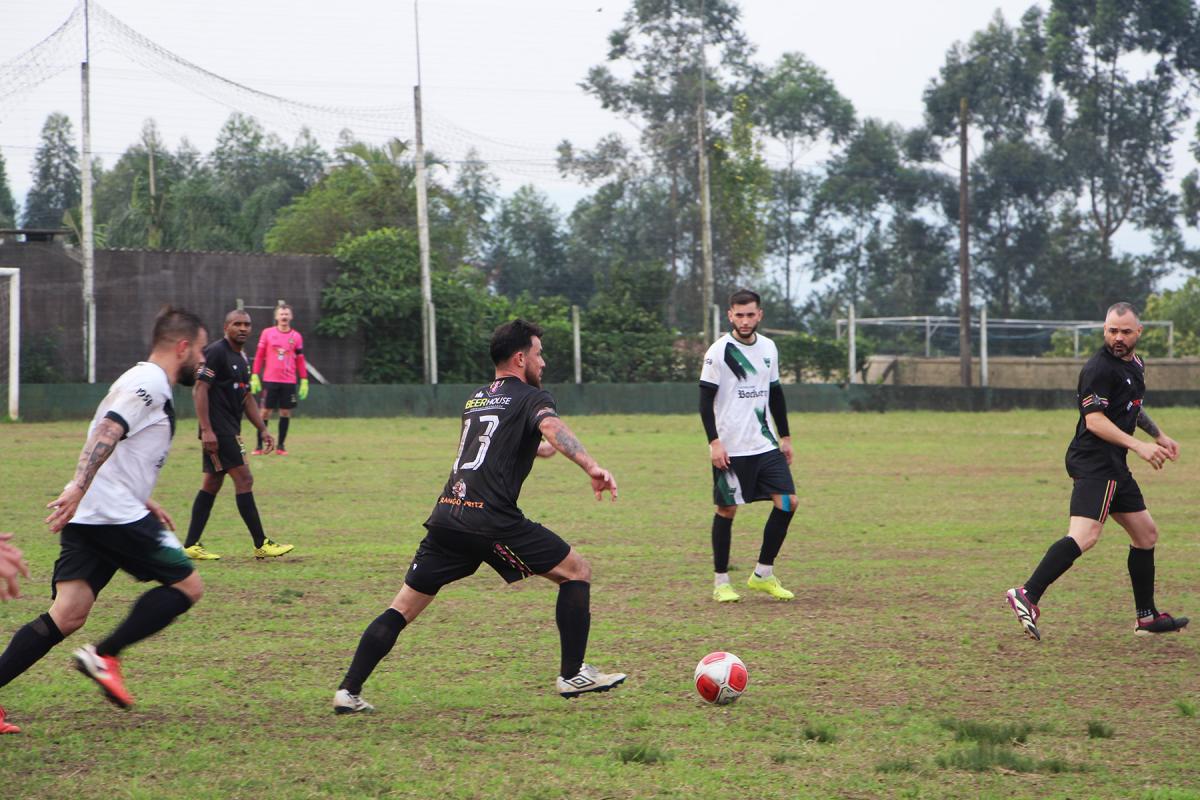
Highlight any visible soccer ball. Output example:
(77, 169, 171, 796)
(694, 651, 748, 705)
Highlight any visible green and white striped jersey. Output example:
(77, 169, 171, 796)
(699, 332, 782, 457)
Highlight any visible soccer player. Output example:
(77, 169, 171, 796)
(1006, 302, 1188, 640)
(182, 309, 293, 561)
(250, 303, 308, 456)
(332, 319, 625, 714)
(0, 307, 207, 734)
(0, 533, 29, 602)
(700, 289, 797, 603)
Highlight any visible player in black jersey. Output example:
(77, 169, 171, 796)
(1006, 302, 1187, 640)
(333, 319, 625, 713)
(182, 309, 294, 561)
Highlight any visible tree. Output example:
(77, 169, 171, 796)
(0, 149, 16, 227)
(452, 148, 499, 268)
(710, 94, 771, 288)
(489, 185, 568, 299)
(757, 52, 855, 305)
(23, 112, 80, 228)
(94, 120, 181, 249)
(1045, 0, 1199, 263)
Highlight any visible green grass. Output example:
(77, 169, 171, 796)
(2, 411, 1199, 798)
(1177, 699, 1198, 718)
(1087, 720, 1115, 739)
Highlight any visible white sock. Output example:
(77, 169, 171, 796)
(714, 573, 731, 587)
(754, 563, 773, 578)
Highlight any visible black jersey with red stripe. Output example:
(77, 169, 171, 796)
(1065, 347, 1145, 479)
(424, 376, 558, 536)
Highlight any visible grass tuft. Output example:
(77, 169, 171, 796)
(1087, 720, 1115, 739)
(1176, 699, 1197, 718)
(936, 743, 1082, 774)
(803, 723, 837, 743)
(771, 751, 802, 764)
(875, 758, 918, 773)
(615, 743, 671, 765)
(939, 718, 1033, 745)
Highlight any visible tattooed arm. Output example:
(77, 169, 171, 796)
(45, 417, 125, 532)
(538, 416, 618, 501)
(1137, 408, 1180, 462)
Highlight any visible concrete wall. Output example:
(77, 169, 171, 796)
(0, 241, 365, 383)
(866, 355, 1200, 391)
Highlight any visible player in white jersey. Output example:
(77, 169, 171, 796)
(0, 307, 207, 734)
(699, 289, 797, 603)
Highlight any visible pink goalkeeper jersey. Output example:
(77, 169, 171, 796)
(253, 326, 307, 383)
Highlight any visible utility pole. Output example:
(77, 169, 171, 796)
(413, 1, 434, 383)
(697, 4, 715, 342)
(80, 0, 96, 383)
(957, 97, 972, 388)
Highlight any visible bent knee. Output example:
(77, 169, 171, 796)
(174, 574, 204, 604)
(715, 505, 738, 519)
(772, 494, 798, 512)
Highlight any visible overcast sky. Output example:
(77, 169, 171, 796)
(0, 0, 1193, 291)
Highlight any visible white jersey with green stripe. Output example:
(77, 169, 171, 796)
(699, 332, 782, 457)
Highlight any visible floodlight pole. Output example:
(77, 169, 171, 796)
(697, 1, 715, 343)
(957, 97, 972, 388)
(413, 0, 435, 384)
(80, 0, 96, 383)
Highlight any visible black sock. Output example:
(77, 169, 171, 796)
(1023, 536, 1083, 605)
(184, 489, 217, 548)
(0, 613, 64, 689)
(96, 586, 192, 658)
(556, 580, 591, 679)
(339, 608, 407, 694)
(758, 507, 795, 568)
(278, 417, 290, 449)
(258, 420, 268, 450)
(236, 492, 267, 548)
(1128, 546, 1156, 619)
(712, 515, 733, 573)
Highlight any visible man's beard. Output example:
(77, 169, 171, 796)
(735, 322, 759, 339)
(178, 360, 200, 387)
(525, 363, 542, 388)
(1108, 339, 1137, 357)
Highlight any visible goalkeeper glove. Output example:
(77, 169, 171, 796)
(250, 374, 262, 394)
(298, 378, 309, 401)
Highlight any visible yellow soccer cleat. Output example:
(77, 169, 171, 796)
(712, 583, 741, 603)
(746, 573, 794, 601)
(254, 538, 295, 559)
(184, 544, 221, 561)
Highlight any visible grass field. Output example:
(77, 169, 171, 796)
(2, 410, 1199, 799)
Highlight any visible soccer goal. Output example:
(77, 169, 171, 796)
(0, 268, 19, 420)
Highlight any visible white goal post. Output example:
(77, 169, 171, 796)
(0, 268, 18, 420)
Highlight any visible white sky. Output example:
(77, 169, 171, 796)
(0, 0, 1194, 292)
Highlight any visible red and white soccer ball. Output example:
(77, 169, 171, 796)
(694, 651, 748, 705)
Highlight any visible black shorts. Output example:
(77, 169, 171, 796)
(51, 513, 194, 599)
(713, 449, 796, 506)
(404, 522, 572, 595)
(1069, 474, 1146, 522)
(263, 381, 298, 410)
(201, 434, 246, 474)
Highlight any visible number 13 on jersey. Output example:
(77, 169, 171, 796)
(453, 414, 499, 472)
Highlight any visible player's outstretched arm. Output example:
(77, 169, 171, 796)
(1085, 412, 1170, 470)
(46, 417, 124, 532)
(538, 416, 617, 501)
(0, 533, 30, 600)
(1137, 408, 1179, 461)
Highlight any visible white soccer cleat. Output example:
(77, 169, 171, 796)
(333, 689, 375, 715)
(556, 663, 627, 698)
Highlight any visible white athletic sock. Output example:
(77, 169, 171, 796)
(754, 563, 773, 578)
(714, 573, 731, 587)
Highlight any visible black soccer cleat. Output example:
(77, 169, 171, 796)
(1005, 587, 1041, 641)
(1135, 612, 1189, 636)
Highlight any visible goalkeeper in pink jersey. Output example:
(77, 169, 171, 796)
(250, 304, 309, 456)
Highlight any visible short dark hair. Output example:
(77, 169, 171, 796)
(1106, 301, 1139, 321)
(729, 289, 761, 308)
(490, 319, 543, 365)
(152, 305, 205, 348)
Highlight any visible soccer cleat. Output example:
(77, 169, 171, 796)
(1006, 587, 1041, 641)
(184, 543, 221, 560)
(713, 583, 741, 603)
(254, 538, 294, 559)
(0, 707, 20, 734)
(1135, 612, 1190, 636)
(251, 449, 265, 456)
(275, 449, 289, 456)
(557, 663, 627, 698)
(73, 644, 134, 709)
(333, 689, 375, 714)
(746, 573, 794, 601)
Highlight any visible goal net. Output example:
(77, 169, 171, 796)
(0, 268, 19, 420)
